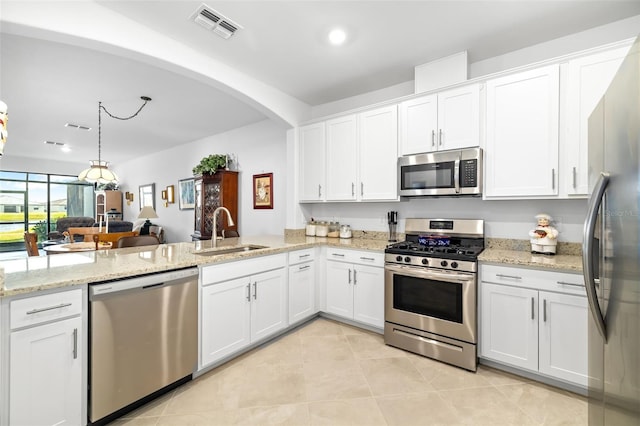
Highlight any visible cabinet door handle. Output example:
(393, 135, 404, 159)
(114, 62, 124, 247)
(246, 283, 251, 301)
(361, 182, 364, 197)
(431, 130, 435, 147)
(26, 302, 72, 315)
(318, 185, 322, 198)
(299, 264, 310, 271)
(72, 328, 78, 359)
(352, 182, 355, 196)
(496, 274, 522, 280)
(552, 168, 556, 190)
(531, 297, 535, 320)
(438, 129, 443, 146)
(572, 167, 577, 189)
(557, 281, 584, 288)
(348, 269, 352, 284)
(543, 299, 547, 322)
(253, 282, 257, 300)
(353, 269, 357, 285)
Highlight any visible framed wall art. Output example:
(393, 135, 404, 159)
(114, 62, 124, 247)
(253, 173, 273, 209)
(178, 178, 195, 210)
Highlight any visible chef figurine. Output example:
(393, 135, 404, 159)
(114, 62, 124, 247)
(529, 213, 559, 255)
(0, 100, 8, 156)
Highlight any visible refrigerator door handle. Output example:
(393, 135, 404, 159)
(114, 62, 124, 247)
(583, 171, 609, 341)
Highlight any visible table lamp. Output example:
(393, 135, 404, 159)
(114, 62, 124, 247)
(138, 206, 159, 235)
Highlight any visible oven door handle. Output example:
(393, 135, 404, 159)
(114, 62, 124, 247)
(385, 264, 474, 283)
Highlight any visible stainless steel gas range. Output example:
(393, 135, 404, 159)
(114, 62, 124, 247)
(384, 218, 484, 371)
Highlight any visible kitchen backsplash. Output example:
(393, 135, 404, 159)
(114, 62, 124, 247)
(285, 229, 581, 256)
(284, 228, 404, 242)
(486, 238, 582, 256)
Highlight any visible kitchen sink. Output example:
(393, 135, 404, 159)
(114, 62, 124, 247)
(195, 245, 268, 256)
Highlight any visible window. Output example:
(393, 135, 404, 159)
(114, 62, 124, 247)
(0, 171, 95, 251)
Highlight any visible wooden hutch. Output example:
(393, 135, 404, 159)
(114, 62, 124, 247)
(192, 171, 238, 240)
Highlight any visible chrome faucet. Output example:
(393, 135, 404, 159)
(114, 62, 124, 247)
(212, 206, 235, 246)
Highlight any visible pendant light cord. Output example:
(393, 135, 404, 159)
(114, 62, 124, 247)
(100, 96, 152, 121)
(97, 96, 152, 164)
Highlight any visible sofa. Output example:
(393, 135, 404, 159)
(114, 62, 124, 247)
(48, 216, 95, 241)
(47, 217, 134, 242)
(92, 220, 134, 233)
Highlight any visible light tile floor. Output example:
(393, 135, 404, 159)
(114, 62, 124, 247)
(113, 318, 587, 426)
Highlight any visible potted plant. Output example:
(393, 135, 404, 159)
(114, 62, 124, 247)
(97, 182, 119, 190)
(192, 154, 231, 175)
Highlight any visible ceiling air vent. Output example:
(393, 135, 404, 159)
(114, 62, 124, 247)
(191, 3, 242, 40)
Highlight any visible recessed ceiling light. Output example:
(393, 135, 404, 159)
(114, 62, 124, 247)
(328, 28, 347, 46)
(65, 123, 91, 131)
(44, 140, 71, 152)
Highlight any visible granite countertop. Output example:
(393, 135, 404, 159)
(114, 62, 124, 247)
(1, 233, 585, 298)
(479, 248, 583, 273)
(0, 235, 389, 298)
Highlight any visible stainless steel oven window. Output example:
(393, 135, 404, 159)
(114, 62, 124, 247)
(384, 264, 477, 344)
(392, 274, 463, 323)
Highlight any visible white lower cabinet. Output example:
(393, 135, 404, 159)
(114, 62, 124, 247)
(538, 291, 588, 385)
(4, 288, 84, 426)
(325, 248, 384, 328)
(200, 255, 287, 367)
(288, 249, 317, 325)
(10, 317, 83, 426)
(480, 283, 539, 371)
(480, 265, 588, 387)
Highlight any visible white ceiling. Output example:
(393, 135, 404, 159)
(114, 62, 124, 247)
(1, 1, 640, 168)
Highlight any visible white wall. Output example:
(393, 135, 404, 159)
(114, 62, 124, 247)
(302, 198, 587, 243)
(114, 119, 287, 243)
(0, 155, 85, 176)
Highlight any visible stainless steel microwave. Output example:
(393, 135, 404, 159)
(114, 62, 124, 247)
(398, 147, 483, 197)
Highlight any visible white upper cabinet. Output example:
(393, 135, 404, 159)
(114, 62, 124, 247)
(299, 105, 397, 203)
(484, 64, 560, 198)
(326, 114, 358, 200)
(561, 45, 630, 196)
(399, 84, 480, 155)
(299, 122, 326, 202)
(399, 94, 438, 155)
(358, 105, 398, 201)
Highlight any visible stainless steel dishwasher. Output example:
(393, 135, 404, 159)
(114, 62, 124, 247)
(88, 267, 198, 425)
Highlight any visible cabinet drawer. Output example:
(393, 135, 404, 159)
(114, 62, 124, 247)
(11, 288, 83, 329)
(288, 248, 315, 265)
(326, 247, 384, 267)
(201, 253, 287, 285)
(480, 264, 585, 296)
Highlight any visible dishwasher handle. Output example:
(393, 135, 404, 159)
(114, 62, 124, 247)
(90, 268, 198, 298)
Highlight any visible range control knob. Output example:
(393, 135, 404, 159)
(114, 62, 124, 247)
(404, 256, 411, 263)
(396, 256, 403, 262)
(451, 261, 459, 269)
(421, 258, 429, 265)
(440, 260, 448, 267)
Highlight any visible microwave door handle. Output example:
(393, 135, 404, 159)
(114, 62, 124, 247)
(454, 157, 461, 193)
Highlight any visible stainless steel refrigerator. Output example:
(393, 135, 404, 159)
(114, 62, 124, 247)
(583, 34, 640, 425)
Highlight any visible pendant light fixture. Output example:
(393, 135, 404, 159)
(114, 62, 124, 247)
(78, 96, 152, 184)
